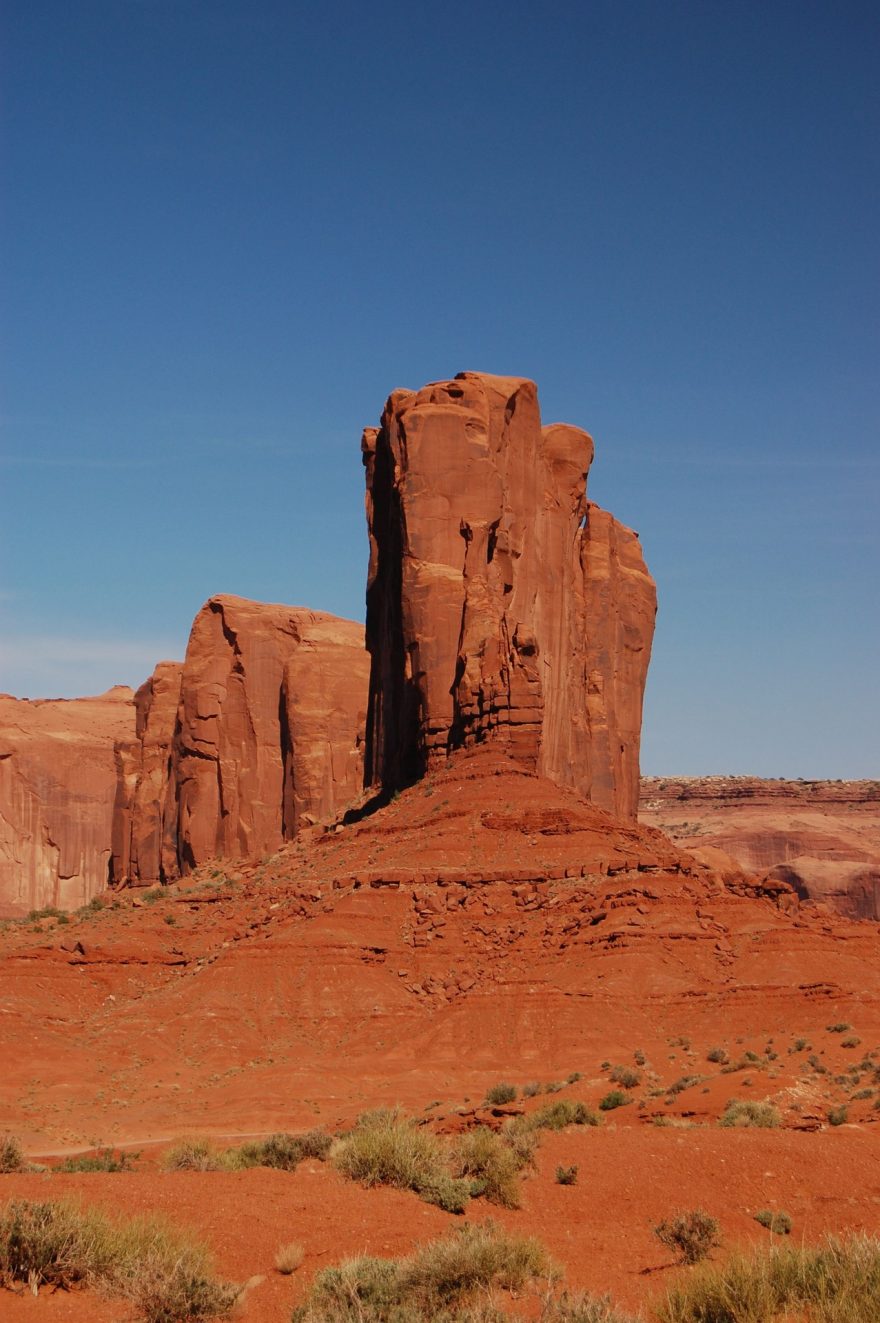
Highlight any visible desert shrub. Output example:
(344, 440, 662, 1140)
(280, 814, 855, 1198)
(517, 1100, 600, 1133)
(609, 1066, 641, 1089)
(484, 1083, 517, 1106)
(0, 1135, 26, 1174)
(332, 1109, 469, 1214)
(228, 1129, 331, 1171)
(523, 1081, 542, 1098)
(452, 1127, 526, 1208)
(654, 1210, 720, 1265)
(291, 1220, 549, 1322)
(718, 1099, 780, 1129)
(545, 1081, 565, 1094)
(540, 1292, 639, 1322)
(827, 1022, 851, 1033)
(828, 1105, 848, 1127)
(0, 1198, 236, 1319)
(658, 1233, 880, 1323)
(634, 1049, 647, 1066)
(754, 1209, 792, 1235)
(566, 1072, 582, 1084)
(706, 1046, 728, 1064)
(842, 1036, 861, 1048)
(789, 1038, 809, 1053)
(852, 1089, 874, 1101)
(555, 1164, 578, 1185)
(598, 1090, 630, 1112)
(58, 1148, 138, 1173)
(161, 1139, 222, 1172)
(667, 1076, 702, 1096)
(275, 1242, 304, 1274)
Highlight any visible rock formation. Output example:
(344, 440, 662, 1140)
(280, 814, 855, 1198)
(164, 595, 369, 877)
(110, 661, 183, 887)
(363, 372, 655, 820)
(0, 688, 135, 915)
(640, 776, 880, 919)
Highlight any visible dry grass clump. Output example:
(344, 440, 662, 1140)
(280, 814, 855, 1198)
(290, 1220, 550, 1322)
(0, 1198, 237, 1320)
(332, 1109, 470, 1214)
(658, 1233, 880, 1323)
(484, 1082, 517, 1106)
(514, 1100, 600, 1134)
(539, 1292, 639, 1322)
(275, 1241, 305, 1274)
(718, 1100, 780, 1129)
(0, 1135, 27, 1174)
(228, 1130, 332, 1171)
(609, 1066, 641, 1090)
(654, 1210, 720, 1265)
(161, 1139, 223, 1172)
(452, 1126, 532, 1209)
(58, 1147, 138, 1173)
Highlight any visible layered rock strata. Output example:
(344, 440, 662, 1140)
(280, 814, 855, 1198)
(0, 688, 135, 915)
(165, 596, 369, 876)
(363, 372, 655, 820)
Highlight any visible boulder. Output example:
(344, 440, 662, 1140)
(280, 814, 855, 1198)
(362, 372, 655, 820)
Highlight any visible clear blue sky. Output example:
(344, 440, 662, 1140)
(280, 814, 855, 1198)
(1, 1, 877, 777)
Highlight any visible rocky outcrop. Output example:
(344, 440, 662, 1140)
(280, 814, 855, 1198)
(640, 777, 880, 919)
(167, 596, 369, 876)
(0, 688, 135, 915)
(362, 372, 655, 820)
(110, 662, 182, 887)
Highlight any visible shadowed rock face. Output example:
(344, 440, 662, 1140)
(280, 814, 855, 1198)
(0, 688, 135, 915)
(111, 661, 183, 887)
(363, 372, 656, 820)
(165, 596, 369, 876)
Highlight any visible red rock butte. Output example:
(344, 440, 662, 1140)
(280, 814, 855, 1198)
(363, 372, 655, 821)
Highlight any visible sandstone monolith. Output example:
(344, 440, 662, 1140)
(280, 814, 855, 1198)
(363, 372, 655, 819)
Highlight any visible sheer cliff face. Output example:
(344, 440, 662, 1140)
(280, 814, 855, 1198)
(363, 372, 656, 821)
(0, 688, 135, 915)
(167, 596, 369, 876)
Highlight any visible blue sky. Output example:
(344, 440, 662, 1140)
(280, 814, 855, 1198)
(1, 0, 877, 776)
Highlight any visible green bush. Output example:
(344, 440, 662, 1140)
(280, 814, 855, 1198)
(718, 1099, 780, 1129)
(828, 1105, 849, 1127)
(658, 1233, 880, 1323)
(57, 1148, 138, 1173)
(598, 1091, 630, 1112)
(227, 1130, 332, 1171)
(654, 1209, 720, 1265)
(555, 1164, 578, 1186)
(517, 1100, 600, 1133)
(484, 1083, 517, 1106)
(161, 1139, 222, 1172)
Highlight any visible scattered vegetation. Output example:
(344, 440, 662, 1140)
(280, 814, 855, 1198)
(290, 1220, 550, 1322)
(332, 1109, 470, 1214)
(598, 1091, 630, 1112)
(452, 1126, 530, 1209)
(514, 1100, 600, 1134)
(161, 1139, 222, 1172)
(826, 1022, 852, 1034)
(523, 1081, 542, 1098)
(484, 1082, 517, 1106)
(828, 1105, 849, 1127)
(57, 1148, 138, 1174)
(0, 1135, 26, 1174)
(0, 1198, 237, 1320)
(555, 1165, 578, 1186)
(658, 1234, 880, 1323)
(227, 1130, 332, 1171)
(609, 1066, 641, 1090)
(718, 1100, 780, 1129)
(754, 1209, 792, 1235)
(540, 1295, 639, 1323)
(706, 1046, 728, 1064)
(654, 1210, 720, 1265)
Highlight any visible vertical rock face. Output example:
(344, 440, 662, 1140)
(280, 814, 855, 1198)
(363, 372, 655, 820)
(168, 595, 369, 875)
(0, 688, 135, 915)
(110, 661, 183, 887)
